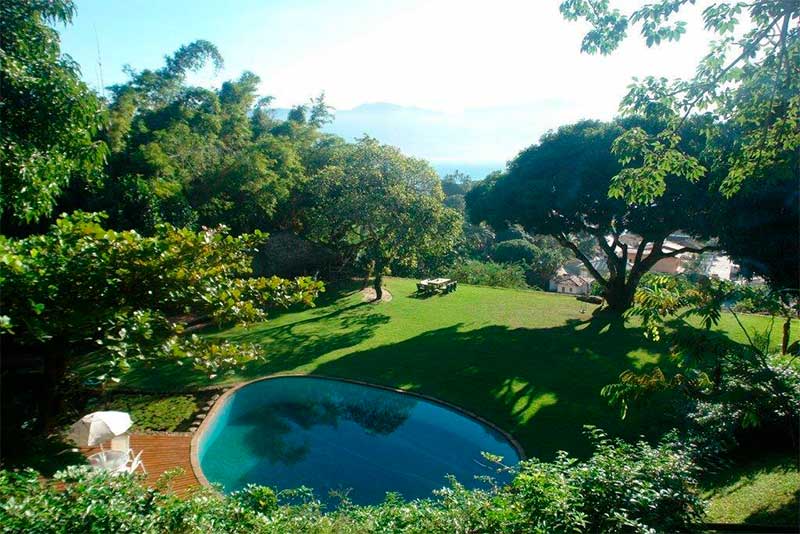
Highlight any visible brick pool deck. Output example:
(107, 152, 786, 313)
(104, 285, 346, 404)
(82, 433, 200, 494)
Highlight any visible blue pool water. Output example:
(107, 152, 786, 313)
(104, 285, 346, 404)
(198, 377, 521, 505)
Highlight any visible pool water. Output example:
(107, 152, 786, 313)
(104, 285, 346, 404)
(197, 377, 521, 505)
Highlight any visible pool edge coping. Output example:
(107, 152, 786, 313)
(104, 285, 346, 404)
(189, 372, 527, 491)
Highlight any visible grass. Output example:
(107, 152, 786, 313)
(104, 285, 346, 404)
(702, 451, 799, 526)
(115, 277, 795, 461)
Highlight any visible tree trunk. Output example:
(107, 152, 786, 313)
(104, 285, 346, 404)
(373, 272, 383, 301)
(782, 316, 791, 355)
(603, 283, 636, 314)
(40, 343, 68, 432)
(601, 255, 652, 315)
(362, 260, 375, 289)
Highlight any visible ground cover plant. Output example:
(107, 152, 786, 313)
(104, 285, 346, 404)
(86, 394, 200, 432)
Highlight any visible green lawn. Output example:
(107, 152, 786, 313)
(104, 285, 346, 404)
(702, 451, 799, 526)
(118, 277, 794, 461)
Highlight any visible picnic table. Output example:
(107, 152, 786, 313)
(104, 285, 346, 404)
(417, 278, 457, 294)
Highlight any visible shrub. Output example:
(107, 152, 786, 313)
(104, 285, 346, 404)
(446, 260, 528, 289)
(231, 485, 279, 515)
(572, 428, 705, 532)
(491, 239, 538, 264)
(0, 429, 706, 533)
(688, 354, 800, 454)
(494, 224, 529, 243)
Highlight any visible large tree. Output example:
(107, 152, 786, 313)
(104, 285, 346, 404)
(466, 119, 717, 313)
(712, 156, 799, 292)
(0, 212, 322, 427)
(306, 137, 462, 299)
(0, 0, 107, 225)
(560, 0, 799, 203)
(91, 44, 330, 235)
(0, 11, 325, 429)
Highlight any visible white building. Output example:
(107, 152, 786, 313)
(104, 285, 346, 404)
(704, 254, 739, 281)
(549, 274, 593, 295)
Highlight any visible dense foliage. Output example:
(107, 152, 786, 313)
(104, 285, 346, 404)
(0, 211, 322, 425)
(560, 0, 799, 203)
(305, 137, 462, 298)
(0, 428, 704, 533)
(466, 119, 716, 312)
(602, 275, 800, 452)
(710, 156, 799, 292)
(446, 260, 529, 290)
(0, 211, 321, 366)
(93, 51, 322, 234)
(490, 232, 570, 289)
(0, 0, 107, 224)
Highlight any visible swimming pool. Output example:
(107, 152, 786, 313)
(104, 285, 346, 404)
(195, 376, 522, 505)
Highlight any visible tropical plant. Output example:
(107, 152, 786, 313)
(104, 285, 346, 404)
(0, 211, 323, 426)
(100, 52, 315, 235)
(602, 275, 800, 449)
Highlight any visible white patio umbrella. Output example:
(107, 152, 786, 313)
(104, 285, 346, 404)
(68, 411, 132, 447)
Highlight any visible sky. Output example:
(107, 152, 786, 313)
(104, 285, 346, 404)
(59, 0, 714, 166)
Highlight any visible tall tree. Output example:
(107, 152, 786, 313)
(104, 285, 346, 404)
(466, 119, 716, 313)
(99, 49, 315, 234)
(560, 0, 799, 203)
(0, 0, 107, 225)
(306, 137, 462, 299)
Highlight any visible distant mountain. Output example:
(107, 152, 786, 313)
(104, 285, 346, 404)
(275, 99, 589, 180)
(431, 162, 503, 180)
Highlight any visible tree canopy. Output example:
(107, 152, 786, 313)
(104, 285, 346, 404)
(93, 48, 321, 234)
(0, 11, 328, 428)
(466, 119, 716, 312)
(0, 0, 107, 224)
(305, 137, 462, 298)
(0, 212, 322, 425)
(560, 0, 799, 203)
(711, 155, 799, 292)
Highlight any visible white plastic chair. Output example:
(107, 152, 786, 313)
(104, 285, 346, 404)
(128, 450, 147, 475)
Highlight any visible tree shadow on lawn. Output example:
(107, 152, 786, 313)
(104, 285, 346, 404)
(121, 293, 390, 390)
(702, 451, 800, 526)
(311, 318, 682, 460)
(744, 489, 800, 526)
